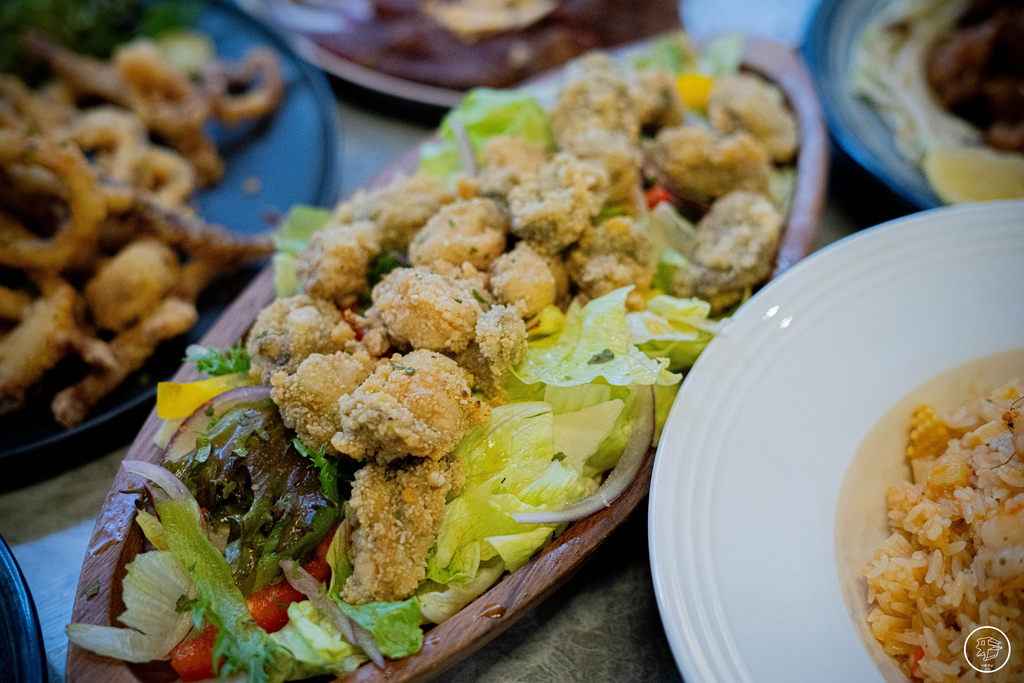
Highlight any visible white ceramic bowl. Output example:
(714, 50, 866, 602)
(649, 200, 1024, 683)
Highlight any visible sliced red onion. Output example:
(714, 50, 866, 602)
(511, 385, 655, 524)
(279, 559, 385, 668)
(164, 386, 271, 462)
(123, 461, 192, 501)
(449, 119, 478, 176)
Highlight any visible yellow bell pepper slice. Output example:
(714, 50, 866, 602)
(157, 372, 254, 419)
(676, 74, 714, 113)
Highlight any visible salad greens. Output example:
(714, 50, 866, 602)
(514, 287, 679, 387)
(165, 400, 338, 595)
(419, 88, 556, 179)
(272, 205, 335, 298)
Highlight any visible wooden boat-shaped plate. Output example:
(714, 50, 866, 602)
(67, 35, 829, 683)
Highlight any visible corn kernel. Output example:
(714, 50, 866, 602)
(906, 405, 960, 460)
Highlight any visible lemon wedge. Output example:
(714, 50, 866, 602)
(156, 372, 253, 419)
(923, 146, 1024, 204)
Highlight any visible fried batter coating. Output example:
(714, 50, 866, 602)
(0, 76, 78, 135)
(507, 152, 609, 255)
(203, 47, 284, 127)
(247, 295, 356, 383)
(550, 53, 640, 148)
(629, 69, 686, 132)
(645, 126, 771, 202)
(0, 285, 32, 321)
(335, 173, 456, 253)
(369, 262, 489, 353)
(51, 106, 147, 184)
(708, 73, 798, 164)
(331, 349, 490, 464)
(409, 198, 509, 271)
(296, 221, 381, 309)
(487, 241, 566, 319)
(477, 135, 547, 197)
(454, 304, 528, 400)
(52, 296, 198, 426)
(270, 348, 376, 455)
(672, 191, 782, 313)
(0, 282, 77, 415)
(84, 239, 180, 331)
(0, 131, 107, 272)
(567, 216, 653, 310)
(343, 456, 466, 605)
(563, 128, 642, 210)
(113, 41, 222, 185)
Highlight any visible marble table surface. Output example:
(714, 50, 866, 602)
(0, 1, 911, 680)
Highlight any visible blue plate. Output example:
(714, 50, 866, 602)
(0, 535, 46, 683)
(802, 0, 942, 210)
(0, 0, 342, 484)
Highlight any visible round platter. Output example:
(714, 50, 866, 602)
(0, 0, 343, 485)
(649, 200, 1024, 682)
(0, 534, 47, 683)
(802, 0, 942, 210)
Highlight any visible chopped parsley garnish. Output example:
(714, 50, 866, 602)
(368, 251, 410, 287)
(185, 343, 250, 376)
(82, 580, 100, 599)
(472, 289, 488, 304)
(587, 348, 615, 364)
(389, 359, 416, 376)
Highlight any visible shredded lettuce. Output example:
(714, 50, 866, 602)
(419, 88, 556, 179)
(644, 202, 696, 260)
(514, 287, 678, 387)
(272, 205, 334, 298)
(429, 400, 607, 584)
(271, 601, 367, 678)
(336, 599, 423, 660)
(626, 31, 698, 74)
(417, 559, 505, 624)
(696, 34, 746, 79)
(324, 520, 353, 601)
(626, 295, 722, 373)
(66, 550, 194, 662)
(551, 399, 624, 474)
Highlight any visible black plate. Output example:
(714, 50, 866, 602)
(0, 534, 46, 683)
(0, 0, 342, 487)
(802, 0, 942, 210)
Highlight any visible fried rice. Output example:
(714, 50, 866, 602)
(863, 380, 1024, 682)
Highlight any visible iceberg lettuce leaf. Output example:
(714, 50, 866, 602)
(626, 295, 723, 373)
(336, 599, 423, 660)
(419, 88, 555, 179)
(271, 601, 366, 678)
(514, 287, 676, 387)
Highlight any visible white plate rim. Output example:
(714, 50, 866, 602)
(648, 200, 1024, 683)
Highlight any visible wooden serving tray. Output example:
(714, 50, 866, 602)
(66, 35, 828, 683)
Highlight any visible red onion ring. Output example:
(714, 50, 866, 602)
(164, 386, 272, 462)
